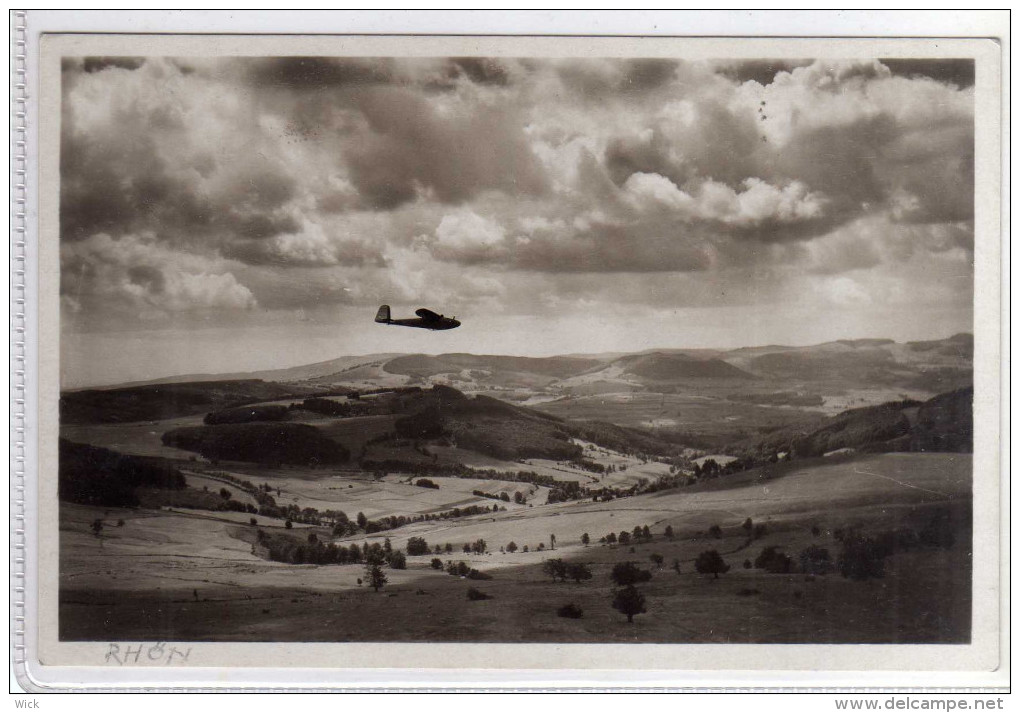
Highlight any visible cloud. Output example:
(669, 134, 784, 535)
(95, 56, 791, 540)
(59, 55, 974, 347)
(344, 86, 550, 208)
(879, 58, 975, 88)
(61, 233, 256, 323)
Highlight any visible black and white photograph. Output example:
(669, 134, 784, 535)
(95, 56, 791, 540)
(39, 32, 999, 665)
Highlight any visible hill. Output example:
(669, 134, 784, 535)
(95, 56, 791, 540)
(614, 352, 755, 381)
(750, 387, 973, 458)
(60, 380, 322, 425)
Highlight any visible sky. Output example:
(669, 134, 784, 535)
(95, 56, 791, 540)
(59, 56, 975, 387)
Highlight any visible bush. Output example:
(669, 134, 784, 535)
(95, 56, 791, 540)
(430, 557, 443, 570)
(694, 550, 730, 579)
(754, 546, 792, 573)
(388, 551, 407, 569)
(466, 568, 492, 580)
(610, 561, 652, 587)
(466, 587, 490, 601)
(708, 524, 723, 539)
(415, 478, 440, 489)
(557, 603, 584, 619)
(506, 541, 518, 553)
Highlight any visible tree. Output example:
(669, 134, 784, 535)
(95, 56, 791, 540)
(219, 487, 232, 500)
(708, 524, 722, 539)
(307, 532, 318, 544)
(250, 517, 258, 526)
(406, 536, 430, 556)
(550, 534, 556, 550)
(610, 561, 652, 587)
(285, 520, 293, 529)
(356, 511, 368, 529)
(388, 551, 407, 569)
(612, 586, 646, 623)
(543, 558, 568, 582)
(514, 491, 525, 504)
(566, 562, 592, 583)
(581, 532, 590, 547)
(754, 546, 792, 573)
(606, 532, 617, 546)
(364, 560, 388, 592)
(618, 531, 631, 546)
(463, 543, 472, 554)
(672, 559, 681, 575)
(506, 541, 518, 553)
(383, 538, 393, 554)
(695, 550, 730, 579)
(632, 526, 643, 542)
(444, 543, 453, 554)
(649, 553, 664, 568)
(642, 525, 651, 540)
(664, 525, 674, 540)
(742, 517, 753, 533)
(430, 557, 443, 570)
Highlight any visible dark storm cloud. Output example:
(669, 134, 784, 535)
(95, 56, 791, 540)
(246, 57, 395, 89)
(555, 58, 679, 96)
(715, 59, 813, 85)
(880, 58, 975, 88)
(345, 87, 550, 209)
(82, 57, 146, 73)
(449, 57, 511, 86)
(604, 102, 761, 188)
(127, 264, 165, 293)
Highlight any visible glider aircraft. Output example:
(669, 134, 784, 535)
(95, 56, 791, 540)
(375, 305, 461, 331)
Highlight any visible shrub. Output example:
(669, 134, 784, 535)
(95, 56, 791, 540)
(649, 553, 664, 568)
(249, 518, 258, 526)
(610, 561, 652, 587)
(466, 568, 492, 580)
(284, 520, 293, 529)
(415, 478, 440, 489)
(557, 603, 584, 619)
(695, 550, 730, 579)
(388, 551, 407, 569)
(708, 524, 722, 539)
(466, 587, 490, 601)
(754, 546, 792, 573)
(430, 557, 443, 570)
(506, 541, 518, 553)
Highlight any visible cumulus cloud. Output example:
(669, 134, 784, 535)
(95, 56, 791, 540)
(60, 54, 974, 351)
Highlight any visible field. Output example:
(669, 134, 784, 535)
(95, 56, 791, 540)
(60, 452, 972, 643)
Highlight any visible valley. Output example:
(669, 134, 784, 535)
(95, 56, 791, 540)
(57, 334, 974, 643)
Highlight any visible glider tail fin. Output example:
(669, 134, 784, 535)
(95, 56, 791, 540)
(375, 305, 391, 323)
